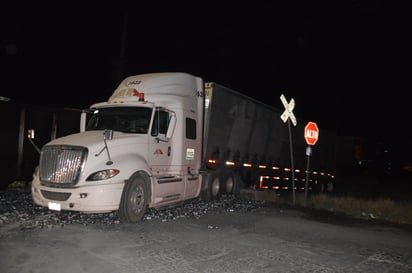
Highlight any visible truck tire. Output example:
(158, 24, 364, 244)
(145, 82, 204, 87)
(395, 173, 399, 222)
(210, 174, 221, 200)
(118, 176, 148, 224)
(222, 172, 235, 195)
(200, 172, 221, 201)
(326, 181, 334, 193)
(225, 175, 235, 194)
(320, 181, 334, 194)
(232, 172, 246, 197)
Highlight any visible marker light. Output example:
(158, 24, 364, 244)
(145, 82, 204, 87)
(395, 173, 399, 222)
(138, 93, 145, 101)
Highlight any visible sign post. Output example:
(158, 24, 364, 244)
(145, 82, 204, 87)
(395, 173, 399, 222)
(280, 94, 297, 204)
(304, 121, 319, 202)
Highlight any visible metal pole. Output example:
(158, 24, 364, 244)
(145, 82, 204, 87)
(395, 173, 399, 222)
(17, 107, 26, 179)
(305, 145, 312, 204)
(288, 119, 295, 205)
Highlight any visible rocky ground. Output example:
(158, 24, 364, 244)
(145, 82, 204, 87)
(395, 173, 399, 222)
(2, 178, 411, 234)
(0, 186, 267, 231)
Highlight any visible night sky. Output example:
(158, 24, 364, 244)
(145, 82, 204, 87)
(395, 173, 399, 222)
(1, 2, 410, 148)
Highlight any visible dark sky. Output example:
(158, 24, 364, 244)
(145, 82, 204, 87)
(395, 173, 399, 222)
(1, 1, 410, 144)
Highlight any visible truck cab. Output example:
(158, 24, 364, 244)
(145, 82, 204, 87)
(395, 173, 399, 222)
(31, 72, 205, 223)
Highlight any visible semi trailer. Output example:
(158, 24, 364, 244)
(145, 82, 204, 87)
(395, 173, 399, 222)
(31, 72, 336, 223)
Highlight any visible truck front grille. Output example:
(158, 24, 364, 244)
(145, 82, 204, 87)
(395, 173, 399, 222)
(39, 145, 87, 186)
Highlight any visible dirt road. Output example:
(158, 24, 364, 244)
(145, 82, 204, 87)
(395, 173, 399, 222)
(1, 202, 412, 273)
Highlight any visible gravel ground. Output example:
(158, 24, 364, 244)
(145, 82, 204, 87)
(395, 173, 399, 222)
(0, 187, 267, 231)
(3, 187, 412, 273)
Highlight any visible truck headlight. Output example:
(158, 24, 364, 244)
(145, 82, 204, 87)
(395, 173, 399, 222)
(86, 169, 120, 181)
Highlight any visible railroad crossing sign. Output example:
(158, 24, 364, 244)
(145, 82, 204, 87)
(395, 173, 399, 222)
(280, 94, 297, 126)
(304, 121, 319, 145)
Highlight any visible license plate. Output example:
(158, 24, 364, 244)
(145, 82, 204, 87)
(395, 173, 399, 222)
(48, 202, 61, 211)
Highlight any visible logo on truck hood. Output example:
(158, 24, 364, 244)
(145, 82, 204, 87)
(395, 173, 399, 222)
(54, 146, 63, 155)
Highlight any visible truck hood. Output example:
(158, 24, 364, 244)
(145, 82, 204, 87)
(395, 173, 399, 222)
(44, 131, 147, 154)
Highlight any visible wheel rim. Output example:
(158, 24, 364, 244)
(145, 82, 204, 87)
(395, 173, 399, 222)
(130, 184, 145, 214)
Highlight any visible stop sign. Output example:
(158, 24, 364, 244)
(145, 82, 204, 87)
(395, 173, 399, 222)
(304, 122, 319, 145)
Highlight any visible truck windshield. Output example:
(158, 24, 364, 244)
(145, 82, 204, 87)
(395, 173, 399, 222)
(85, 107, 152, 134)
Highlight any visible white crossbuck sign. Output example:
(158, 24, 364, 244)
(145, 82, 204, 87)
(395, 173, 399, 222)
(280, 94, 297, 126)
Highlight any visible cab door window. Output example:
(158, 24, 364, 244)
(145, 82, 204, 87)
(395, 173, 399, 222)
(151, 109, 169, 136)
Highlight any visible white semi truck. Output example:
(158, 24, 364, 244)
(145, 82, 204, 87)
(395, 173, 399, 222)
(31, 72, 336, 223)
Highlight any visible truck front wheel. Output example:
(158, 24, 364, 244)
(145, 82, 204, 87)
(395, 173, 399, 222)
(118, 176, 148, 224)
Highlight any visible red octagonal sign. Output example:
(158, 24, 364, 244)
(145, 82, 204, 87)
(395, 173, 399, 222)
(304, 122, 319, 145)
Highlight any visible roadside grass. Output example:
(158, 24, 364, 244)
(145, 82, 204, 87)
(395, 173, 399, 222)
(281, 193, 412, 226)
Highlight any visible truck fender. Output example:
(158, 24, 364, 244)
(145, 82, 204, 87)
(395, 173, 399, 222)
(126, 171, 152, 204)
(109, 153, 152, 180)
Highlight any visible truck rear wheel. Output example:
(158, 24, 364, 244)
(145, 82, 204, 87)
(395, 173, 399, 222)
(210, 175, 221, 200)
(326, 181, 334, 193)
(222, 173, 235, 195)
(118, 176, 148, 224)
(200, 172, 221, 201)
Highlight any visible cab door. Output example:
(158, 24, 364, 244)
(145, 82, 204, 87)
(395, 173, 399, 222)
(182, 116, 202, 199)
(149, 108, 183, 203)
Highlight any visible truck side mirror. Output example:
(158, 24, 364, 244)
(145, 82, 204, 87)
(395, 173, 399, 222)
(103, 129, 114, 140)
(27, 129, 41, 154)
(28, 129, 35, 139)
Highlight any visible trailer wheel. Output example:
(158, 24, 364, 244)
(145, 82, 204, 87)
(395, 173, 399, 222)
(210, 174, 221, 200)
(320, 181, 334, 194)
(233, 173, 246, 198)
(118, 176, 148, 224)
(201, 172, 221, 201)
(222, 174, 235, 195)
(326, 181, 334, 193)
